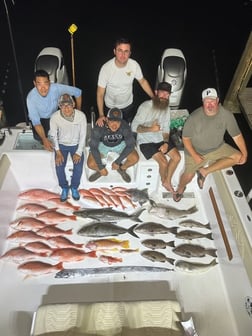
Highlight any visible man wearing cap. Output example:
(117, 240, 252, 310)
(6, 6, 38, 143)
(27, 69, 82, 151)
(131, 82, 181, 193)
(173, 88, 248, 202)
(87, 107, 139, 182)
(50, 94, 87, 202)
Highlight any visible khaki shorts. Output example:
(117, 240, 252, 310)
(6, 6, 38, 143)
(184, 143, 240, 174)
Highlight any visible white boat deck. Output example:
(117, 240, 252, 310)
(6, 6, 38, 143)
(0, 127, 252, 336)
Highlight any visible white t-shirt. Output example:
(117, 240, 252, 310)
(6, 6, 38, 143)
(98, 57, 143, 108)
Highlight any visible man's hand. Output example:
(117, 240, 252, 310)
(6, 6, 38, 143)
(73, 153, 82, 164)
(55, 150, 64, 166)
(42, 138, 54, 151)
(96, 116, 106, 127)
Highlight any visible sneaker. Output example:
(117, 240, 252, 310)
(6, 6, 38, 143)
(88, 171, 101, 182)
(71, 188, 80, 201)
(117, 167, 131, 183)
(60, 188, 69, 202)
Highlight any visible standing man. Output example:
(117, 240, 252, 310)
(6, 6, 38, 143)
(27, 69, 82, 151)
(87, 107, 139, 182)
(131, 82, 181, 193)
(50, 94, 87, 202)
(173, 88, 248, 202)
(96, 37, 154, 125)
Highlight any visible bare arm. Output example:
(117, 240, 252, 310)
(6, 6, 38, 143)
(96, 86, 106, 126)
(34, 124, 53, 151)
(74, 95, 82, 110)
(138, 78, 154, 98)
(183, 136, 204, 164)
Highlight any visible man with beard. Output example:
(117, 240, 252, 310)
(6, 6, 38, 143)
(131, 82, 181, 193)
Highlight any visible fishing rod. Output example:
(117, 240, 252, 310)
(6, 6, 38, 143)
(3, 0, 29, 125)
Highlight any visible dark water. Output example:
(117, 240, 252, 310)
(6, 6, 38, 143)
(0, 0, 251, 125)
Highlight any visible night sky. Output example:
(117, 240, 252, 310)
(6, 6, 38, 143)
(0, 0, 251, 125)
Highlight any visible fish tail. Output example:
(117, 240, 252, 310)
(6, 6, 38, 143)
(170, 227, 178, 234)
(129, 223, 140, 238)
(167, 257, 175, 265)
(66, 229, 73, 235)
(121, 240, 130, 249)
(189, 206, 198, 214)
(166, 240, 175, 248)
(57, 262, 64, 270)
(206, 223, 211, 230)
(206, 232, 214, 240)
(87, 251, 97, 258)
(149, 199, 157, 207)
(208, 249, 217, 257)
(132, 207, 145, 222)
(70, 215, 77, 220)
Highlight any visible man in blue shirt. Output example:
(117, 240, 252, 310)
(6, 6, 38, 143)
(26, 69, 82, 151)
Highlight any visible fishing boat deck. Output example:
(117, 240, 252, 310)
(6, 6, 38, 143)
(0, 126, 252, 336)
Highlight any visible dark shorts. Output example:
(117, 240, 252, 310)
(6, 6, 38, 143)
(140, 139, 176, 160)
(31, 118, 50, 142)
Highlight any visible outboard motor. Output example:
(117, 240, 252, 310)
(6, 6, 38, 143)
(156, 48, 187, 109)
(34, 47, 69, 84)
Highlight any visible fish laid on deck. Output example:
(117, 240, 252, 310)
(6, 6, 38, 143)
(175, 229, 213, 240)
(178, 219, 211, 229)
(77, 221, 139, 238)
(85, 238, 130, 250)
(0, 246, 45, 263)
(149, 203, 198, 220)
(18, 261, 63, 276)
(141, 238, 175, 249)
(73, 207, 145, 222)
(55, 265, 173, 278)
(141, 250, 175, 265)
(175, 259, 218, 273)
(134, 222, 178, 236)
(36, 209, 76, 224)
(124, 188, 156, 206)
(18, 188, 60, 201)
(172, 243, 217, 258)
(49, 248, 96, 262)
(16, 203, 53, 215)
(9, 216, 48, 231)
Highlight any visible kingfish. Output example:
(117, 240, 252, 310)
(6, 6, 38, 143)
(149, 204, 198, 220)
(77, 221, 139, 238)
(73, 207, 145, 222)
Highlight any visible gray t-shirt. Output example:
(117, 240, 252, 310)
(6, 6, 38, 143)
(182, 105, 241, 155)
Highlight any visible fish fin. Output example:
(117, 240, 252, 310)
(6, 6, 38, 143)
(208, 249, 217, 257)
(87, 251, 97, 258)
(70, 215, 77, 220)
(149, 199, 157, 207)
(57, 262, 64, 270)
(131, 207, 145, 222)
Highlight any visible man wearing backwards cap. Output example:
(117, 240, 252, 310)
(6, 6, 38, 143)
(131, 81, 181, 193)
(50, 93, 87, 202)
(87, 107, 139, 182)
(173, 87, 248, 202)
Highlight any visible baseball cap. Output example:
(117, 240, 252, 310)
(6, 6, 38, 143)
(157, 81, 172, 93)
(107, 107, 123, 121)
(58, 94, 74, 106)
(202, 88, 218, 100)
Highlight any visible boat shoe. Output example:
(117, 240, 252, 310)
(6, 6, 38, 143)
(60, 188, 69, 202)
(117, 167, 131, 183)
(88, 171, 101, 182)
(71, 188, 80, 201)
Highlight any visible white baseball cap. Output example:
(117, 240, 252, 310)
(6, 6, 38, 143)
(202, 88, 218, 100)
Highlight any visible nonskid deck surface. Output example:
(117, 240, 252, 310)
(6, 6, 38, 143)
(0, 131, 252, 336)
